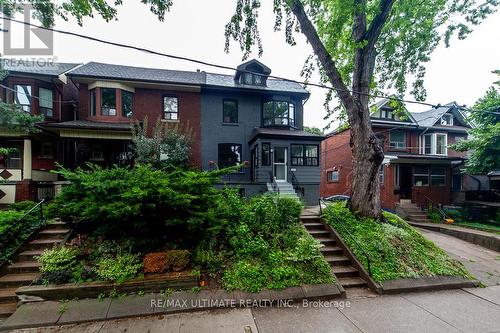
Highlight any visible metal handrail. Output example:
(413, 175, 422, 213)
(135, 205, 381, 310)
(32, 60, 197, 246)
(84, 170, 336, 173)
(419, 193, 449, 220)
(318, 198, 372, 277)
(1, 199, 46, 268)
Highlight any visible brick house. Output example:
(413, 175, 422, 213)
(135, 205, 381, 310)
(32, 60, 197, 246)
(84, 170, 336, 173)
(0, 60, 79, 204)
(1, 59, 323, 204)
(320, 99, 472, 210)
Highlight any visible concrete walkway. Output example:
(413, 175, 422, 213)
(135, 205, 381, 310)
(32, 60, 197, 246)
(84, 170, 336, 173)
(418, 227, 500, 286)
(8, 286, 500, 333)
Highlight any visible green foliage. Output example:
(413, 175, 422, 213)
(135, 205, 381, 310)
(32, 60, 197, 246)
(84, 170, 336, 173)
(0, 0, 173, 27)
(452, 80, 500, 174)
(94, 253, 143, 283)
(165, 250, 190, 271)
(427, 209, 442, 223)
(38, 247, 79, 273)
(221, 195, 333, 292)
(0, 102, 44, 134)
(50, 164, 244, 245)
(0, 201, 46, 263)
(303, 126, 323, 135)
(323, 202, 471, 282)
(131, 117, 194, 170)
(37, 246, 82, 284)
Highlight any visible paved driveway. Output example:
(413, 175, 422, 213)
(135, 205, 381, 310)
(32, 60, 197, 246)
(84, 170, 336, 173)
(417, 227, 500, 286)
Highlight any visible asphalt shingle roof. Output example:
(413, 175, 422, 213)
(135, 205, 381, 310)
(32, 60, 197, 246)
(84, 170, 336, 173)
(67, 61, 308, 94)
(1, 59, 80, 77)
(43, 120, 132, 130)
(67, 62, 205, 85)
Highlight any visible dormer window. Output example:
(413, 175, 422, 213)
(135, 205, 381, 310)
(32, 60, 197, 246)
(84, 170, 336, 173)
(234, 59, 271, 87)
(441, 114, 453, 126)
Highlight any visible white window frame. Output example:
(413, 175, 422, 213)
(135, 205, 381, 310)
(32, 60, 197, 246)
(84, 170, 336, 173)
(379, 165, 385, 184)
(440, 114, 453, 126)
(389, 130, 406, 149)
(420, 133, 448, 156)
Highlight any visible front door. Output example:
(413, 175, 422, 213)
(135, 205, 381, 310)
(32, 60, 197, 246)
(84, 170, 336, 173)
(273, 147, 287, 182)
(399, 165, 412, 199)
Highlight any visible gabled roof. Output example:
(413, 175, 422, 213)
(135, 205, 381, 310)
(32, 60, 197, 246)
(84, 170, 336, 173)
(236, 59, 271, 75)
(67, 62, 205, 86)
(1, 59, 80, 77)
(410, 102, 470, 128)
(370, 97, 418, 124)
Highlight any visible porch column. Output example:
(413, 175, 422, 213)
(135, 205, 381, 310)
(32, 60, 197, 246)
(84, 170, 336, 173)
(22, 138, 32, 180)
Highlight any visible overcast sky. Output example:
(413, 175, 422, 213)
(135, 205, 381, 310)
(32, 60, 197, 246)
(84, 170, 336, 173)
(3, 1, 500, 130)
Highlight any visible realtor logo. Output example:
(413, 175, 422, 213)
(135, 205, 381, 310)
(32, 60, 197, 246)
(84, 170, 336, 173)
(2, 4, 53, 55)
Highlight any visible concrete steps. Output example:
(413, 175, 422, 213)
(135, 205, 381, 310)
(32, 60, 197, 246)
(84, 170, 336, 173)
(301, 216, 368, 290)
(0, 220, 69, 320)
(267, 181, 300, 200)
(397, 201, 433, 223)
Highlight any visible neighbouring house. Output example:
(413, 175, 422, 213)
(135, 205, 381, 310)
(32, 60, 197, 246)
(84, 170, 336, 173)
(321, 99, 474, 210)
(0, 60, 79, 204)
(0, 59, 322, 204)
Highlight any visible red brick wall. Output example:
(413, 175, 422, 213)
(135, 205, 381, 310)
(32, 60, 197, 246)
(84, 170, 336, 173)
(3, 77, 64, 121)
(77, 85, 202, 167)
(15, 180, 36, 202)
(320, 129, 352, 197)
(447, 132, 468, 158)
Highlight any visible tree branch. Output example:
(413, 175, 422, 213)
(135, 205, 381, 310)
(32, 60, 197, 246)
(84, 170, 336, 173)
(289, 0, 354, 110)
(365, 0, 396, 51)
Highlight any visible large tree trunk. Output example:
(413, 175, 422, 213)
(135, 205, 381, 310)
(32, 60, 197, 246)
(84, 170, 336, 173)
(290, 0, 391, 218)
(348, 103, 384, 218)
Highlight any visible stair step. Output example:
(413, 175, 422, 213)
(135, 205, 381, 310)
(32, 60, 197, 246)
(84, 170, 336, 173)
(38, 229, 69, 239)
(315, 238, 337, 246)
(302, 222, 324, 230)
(7, 261, 41, 274)
(28, 238, 62, 249)
(308, 230, 330, 236)
(17, 249, 45, 261)
(0, 273, 39, 287)
(0, 288, 18, 303)
(320, 246, 342, 255)
(0, 302, 17, 318)
(42, 222, 68, 231)
(325, 255, 351, 265)
(332, 266, 359, 278)
(338, 277, 368, 288)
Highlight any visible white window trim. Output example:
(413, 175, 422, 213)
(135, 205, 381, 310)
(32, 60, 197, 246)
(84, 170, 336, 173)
(389, 130, 406, 149)
(440, 114, 453, 126)
(420, 133, 448, 156)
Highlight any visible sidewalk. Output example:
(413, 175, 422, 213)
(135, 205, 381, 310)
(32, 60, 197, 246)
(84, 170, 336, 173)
(8, 286, 500, 333)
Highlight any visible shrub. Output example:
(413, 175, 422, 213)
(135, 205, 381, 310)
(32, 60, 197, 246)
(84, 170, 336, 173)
(38, 247, 80, 273)
(50, 164, 244, 246)
(165, 250, 190, 271)
(94, 253, 143, 283)
(8, 200, 37, 212)
(0, 205, 44, 263)
(143, 252, 169, 274)
(427, 209, 442, 223)
(35, 270, 73, 285)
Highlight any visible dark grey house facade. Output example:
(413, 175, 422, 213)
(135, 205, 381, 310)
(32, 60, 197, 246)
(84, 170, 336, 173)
(201, 60, 323, 204)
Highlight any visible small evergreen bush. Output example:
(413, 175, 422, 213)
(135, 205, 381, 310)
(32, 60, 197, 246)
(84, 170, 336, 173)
(94, 253, 143, 283)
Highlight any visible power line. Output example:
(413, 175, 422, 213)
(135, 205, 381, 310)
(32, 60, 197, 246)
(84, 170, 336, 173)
(0, 16, 443, 110)
(1, 16, 498, 116)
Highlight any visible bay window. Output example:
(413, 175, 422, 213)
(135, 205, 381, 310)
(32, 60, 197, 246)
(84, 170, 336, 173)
(421, 133, 448, 156)
(263, 101, 296, 127)
(39, 88, 53, 117)
(261, 143, 271, 166)
(121, 90, 133, 118)
(14, 84, 32, 112)
(101, 88, 116, 116)
(90, 89, 96, 116)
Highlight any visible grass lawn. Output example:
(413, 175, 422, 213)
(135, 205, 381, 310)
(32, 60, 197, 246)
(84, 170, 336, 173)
(453, 221, 500, 235)
(323, 202, 472, 282)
